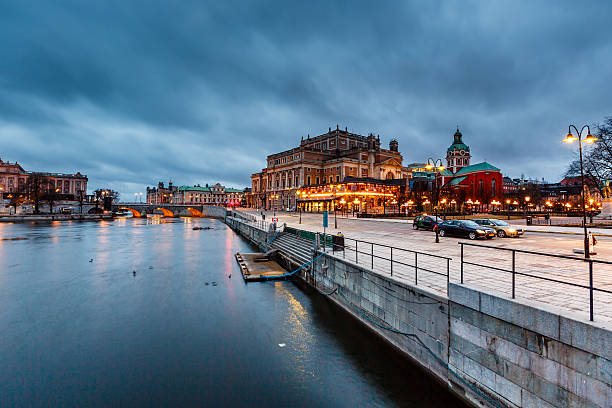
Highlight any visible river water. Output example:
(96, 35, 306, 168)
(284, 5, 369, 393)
(0, 218, 465, 407)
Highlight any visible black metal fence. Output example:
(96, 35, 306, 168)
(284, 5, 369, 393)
(459, 242, 612, 321)
(316, 233, 451, 293)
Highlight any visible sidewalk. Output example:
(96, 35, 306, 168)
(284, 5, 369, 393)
(245, 210, 612, 237)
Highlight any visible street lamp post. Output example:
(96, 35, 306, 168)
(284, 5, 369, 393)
(426, 158, 446, 243)
(562, 124, 598, 258)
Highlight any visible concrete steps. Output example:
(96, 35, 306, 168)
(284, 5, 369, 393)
(269, 233, 315, 266)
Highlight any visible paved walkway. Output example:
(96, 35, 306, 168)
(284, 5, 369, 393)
(240, 210, 612, 325)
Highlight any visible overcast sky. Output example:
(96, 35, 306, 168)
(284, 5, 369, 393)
(1, 1, 611, 198)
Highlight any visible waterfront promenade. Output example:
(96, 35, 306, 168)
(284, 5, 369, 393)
(245, 210, 612, 325)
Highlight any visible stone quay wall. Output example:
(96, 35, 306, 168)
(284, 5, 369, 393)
(226, 217, 611, 408)
(308, 251, 452, 384)
(225, 216, 271, 251)
(201, 205, 227, 219)
(449, 283, 611, 408)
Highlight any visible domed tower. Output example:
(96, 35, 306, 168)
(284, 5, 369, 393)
(446, 127, 471, 173)
(389, 139, 399, 152)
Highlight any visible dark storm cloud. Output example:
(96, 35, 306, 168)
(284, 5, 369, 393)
(1, 0, 611, 197)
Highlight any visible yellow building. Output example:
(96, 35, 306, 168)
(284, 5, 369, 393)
(251, 125, 409, 211)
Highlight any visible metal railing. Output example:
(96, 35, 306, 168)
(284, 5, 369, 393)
(227, 215, 284, 237)
(459, 242, 612, 321)
(296, 231, 451, 293)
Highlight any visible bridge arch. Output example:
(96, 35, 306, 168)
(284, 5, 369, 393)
(156, 208, 174, 217)
(119, 207, 142, 217)
(186, 207, 203, 217)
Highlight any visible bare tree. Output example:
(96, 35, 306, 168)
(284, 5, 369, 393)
(8, 193, 26, 215)
(77, 190, 85, 214)
(565, 117, 612, 197)
(21, 173, 51, 214)
(43, 185, 61, 214)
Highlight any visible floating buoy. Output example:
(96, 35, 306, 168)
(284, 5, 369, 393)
(132, 270, 136, 276)
(205, 282, 209, 286)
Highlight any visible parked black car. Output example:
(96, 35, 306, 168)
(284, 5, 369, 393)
(437, 220, 495, 240)
(413, 215, 443, 231)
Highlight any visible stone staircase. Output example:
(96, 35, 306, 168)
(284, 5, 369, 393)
(268, 232, 316, 267)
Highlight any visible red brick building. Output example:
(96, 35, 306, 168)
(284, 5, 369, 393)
(439, 128, 503, 210)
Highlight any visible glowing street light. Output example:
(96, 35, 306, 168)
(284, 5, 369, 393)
(426, 157, 445, 243)
(562, 124, 597, 258)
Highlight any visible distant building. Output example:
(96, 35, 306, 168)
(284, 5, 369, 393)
(503, 177, 518, 194)
(175, 183, 244, 206)
(146, 180, 245, 206)
(439, 128, 503, 209)
(0, 157, 87, 199)
(251, 125, 409, 211)
(146, 181, 177, 204)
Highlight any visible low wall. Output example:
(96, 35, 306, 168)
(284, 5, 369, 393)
(0, 214, 113, 222)
(201, 205, 227, 219)
(225, 216, 270, 251)
(449, 283, 611, 408)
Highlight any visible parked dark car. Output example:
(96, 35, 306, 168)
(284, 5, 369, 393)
(473, 219, 524, 238)
(413, 215, 443, 231)
(437, 220, 495, 240)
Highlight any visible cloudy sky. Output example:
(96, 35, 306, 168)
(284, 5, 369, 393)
(1, 1, 611, 198)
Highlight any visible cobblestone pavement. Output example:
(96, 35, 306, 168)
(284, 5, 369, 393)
(242, 210, 612, 325)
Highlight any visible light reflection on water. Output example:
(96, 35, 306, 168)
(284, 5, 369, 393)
(0, 218, 464, 407)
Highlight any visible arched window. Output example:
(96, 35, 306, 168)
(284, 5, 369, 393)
(491, 179, 497, 196)
(386, 172, 394, 180)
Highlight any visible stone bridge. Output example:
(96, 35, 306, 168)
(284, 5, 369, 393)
(112, 203, 227, 219)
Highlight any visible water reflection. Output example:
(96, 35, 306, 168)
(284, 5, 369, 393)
(0, 218, 464, 407)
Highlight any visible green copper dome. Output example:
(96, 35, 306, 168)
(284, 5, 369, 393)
(447, 127, 470, 153)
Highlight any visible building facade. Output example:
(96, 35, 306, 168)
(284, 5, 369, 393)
(0, 157, 88, 199)
(251, 125, 408, 210)
(439, 128, 504, 210)
(146, 181, 178, 204)
(146, 181, 245, 206)
(175, 184, 244, 206)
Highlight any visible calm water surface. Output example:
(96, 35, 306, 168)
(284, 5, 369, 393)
(0, 218, 465, 407)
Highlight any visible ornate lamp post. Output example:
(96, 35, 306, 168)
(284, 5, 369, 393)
(271, 194, 279, 217)
(339, 198, 346, 218)
(425, 158, 446, 243)
(562, 125, 598, 258)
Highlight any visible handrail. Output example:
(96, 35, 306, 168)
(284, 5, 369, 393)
(459, 241, 612, 265)
(297, 230, 452, 292)
(459, 242, 612, 321)
(343, 236, 453, 260)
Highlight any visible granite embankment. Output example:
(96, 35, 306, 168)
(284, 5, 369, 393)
(225, 215, 611, 408)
